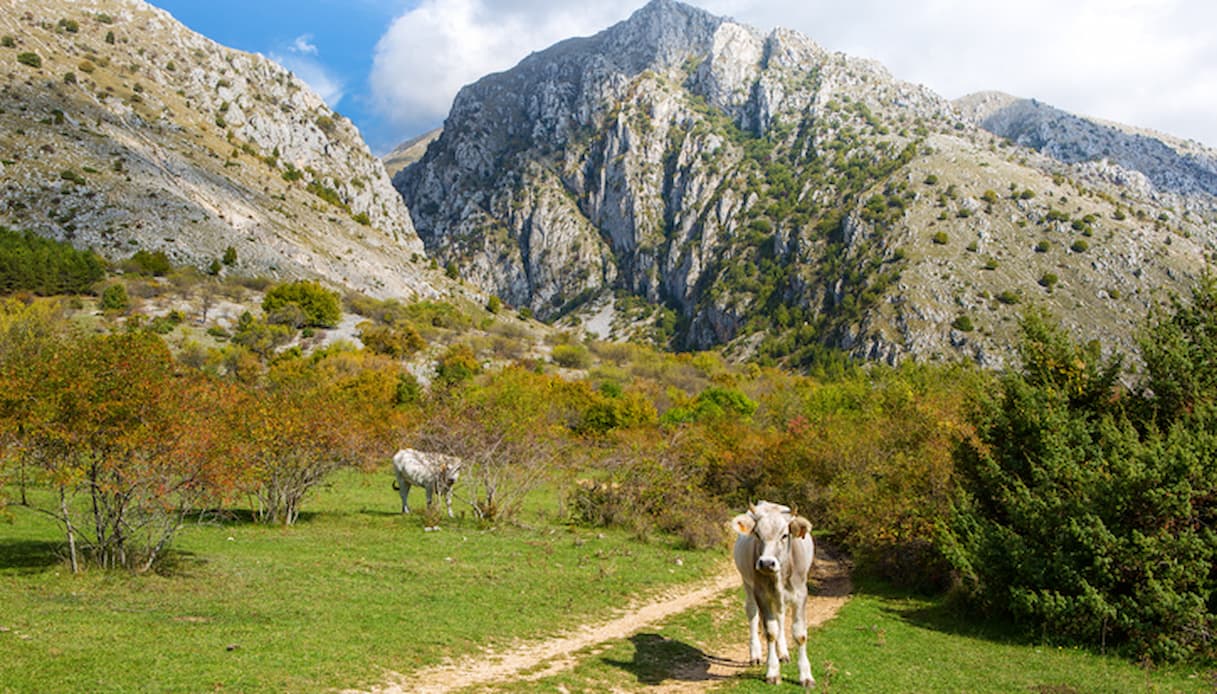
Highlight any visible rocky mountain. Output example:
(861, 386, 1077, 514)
(396, 0, 1216, 367)
(0, 0, 436, 299)
(956, 91, 1217, 200)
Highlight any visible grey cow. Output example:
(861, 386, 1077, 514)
(391, 448, 462, 518)
(732, 500, 815, 687)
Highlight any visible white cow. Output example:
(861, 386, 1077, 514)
(732, 500, 815, 687)
(391, 448, 462, 518)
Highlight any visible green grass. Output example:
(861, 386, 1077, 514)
(0, 470, 720, 692)
(492, 580, 1216, 693)
(4, 472, 1215, 692)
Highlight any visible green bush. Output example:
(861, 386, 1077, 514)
(943, 307, 1217, 662)
(17, 52, 41, 68)
(100, 283, 129, 311)
(126, 249, 172, 276)
(951, 315, 974, 332)
(551, 343, 591, 369)
(932, 231, 949, 245)
(661, 386, 757, 425)
(996, 290, 1020, 305)
(0, 227, 105, 294)
(434, 343, 480, 385)
(262, 280, 341, 328)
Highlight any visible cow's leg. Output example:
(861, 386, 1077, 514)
(398, 481, 411, 514)
(744, 589, 763, 665)
(424, 483, 434, 510)
(763, 614, 782, 684)
(777, 605, 790, 662)
(444, 486, 454, 518)
(791, 589, 813, 687)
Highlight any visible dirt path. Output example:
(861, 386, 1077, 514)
(348, 547, 852, 694)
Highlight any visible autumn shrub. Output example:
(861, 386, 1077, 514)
(2, 328, 246, 571)
(242, 349, 408, 525)
(357, 320, 425, 358)
(575, 384, 658, 436)
(574, 428, 727, 549)
(413, 366, 581, 522)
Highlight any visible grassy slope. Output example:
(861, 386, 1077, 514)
(0, 470, 718, 692)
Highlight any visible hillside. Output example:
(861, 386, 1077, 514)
(0, 0, 437, 299)
(382, 127, 441, 179)
(395, 0, 1216, 367)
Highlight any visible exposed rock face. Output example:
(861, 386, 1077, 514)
(0, 0, 433, 299)
(396, 0, 1216, 365)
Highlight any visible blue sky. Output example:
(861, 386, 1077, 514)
(148, 1, 1217, 155)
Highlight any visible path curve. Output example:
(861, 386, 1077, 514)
(347, 547, 852, 693)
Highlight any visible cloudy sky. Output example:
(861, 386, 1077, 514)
(152, 0, 1217, 155)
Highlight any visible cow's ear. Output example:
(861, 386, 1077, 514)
(732, 514, 756, 536)
(789, 516, 812, 538)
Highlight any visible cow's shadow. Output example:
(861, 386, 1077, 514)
(602, 632, 743, 686)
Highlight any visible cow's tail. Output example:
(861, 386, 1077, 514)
(392, 480, 400, 491)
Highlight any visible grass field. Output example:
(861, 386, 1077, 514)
(490, 580, 1216, 693)
(0, 470, 719, 692)
(3, 470, 1215, 693)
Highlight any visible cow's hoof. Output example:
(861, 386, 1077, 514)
(766, 675, 780, 685)
(801, 677, 815, 689)
(779, 654, 791, 663)
(749, 657, 762, 666)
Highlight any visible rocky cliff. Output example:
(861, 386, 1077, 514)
(396, 0, 1216, 366)
(0, 0, 434, 299)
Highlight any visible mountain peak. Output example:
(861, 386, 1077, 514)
(597, 0, 726, 73)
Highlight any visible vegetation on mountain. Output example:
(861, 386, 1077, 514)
(0, 226, 105, 295)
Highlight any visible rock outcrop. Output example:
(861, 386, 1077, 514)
(395, 0, 1216, 366)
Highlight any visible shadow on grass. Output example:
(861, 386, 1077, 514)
(856, 577, 1027, 646)
(0, 539, 65, 573)
(602, 632, 744, 686)
(194, 508, 320, 526)
(0, 539, 210, 577)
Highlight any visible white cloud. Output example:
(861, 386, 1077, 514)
(367, 0, 1217, 148)
(291, 33, 319, 56)
(368, 0, 627, 135)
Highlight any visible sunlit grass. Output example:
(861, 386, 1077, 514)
(0, 469, 720, 692)
(495, 578, 1216, 693)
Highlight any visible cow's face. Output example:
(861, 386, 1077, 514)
(440, 463, 461, 489)
(733, 510, 812, 576)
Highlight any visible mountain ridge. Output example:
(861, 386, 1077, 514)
(395, 0, 1215, 367)
(0, 0, 438, 299)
